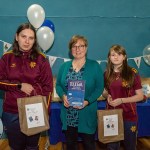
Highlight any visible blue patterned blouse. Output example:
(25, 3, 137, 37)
(65, 65, 85, 127)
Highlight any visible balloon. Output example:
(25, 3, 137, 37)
(37, 26, 54, 52)
(27, 4, 45, 29)
(143, 44, 150, 65)
(41, 19, 55, 32)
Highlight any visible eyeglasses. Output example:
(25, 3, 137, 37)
(72, 45, 85, 50)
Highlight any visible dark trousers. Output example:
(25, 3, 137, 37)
(65, 126, 95, 150)
(2, 112, 40, 150)
(107, 121, 137, 150)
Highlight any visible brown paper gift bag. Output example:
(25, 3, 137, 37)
(17, 95, 50, 136)
(97, 109, 124, 144)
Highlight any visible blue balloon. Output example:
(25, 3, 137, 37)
(41, 19, 55, 32)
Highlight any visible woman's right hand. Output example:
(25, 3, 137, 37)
(21, 83, 34, 95)
(62, 95, 70, 108)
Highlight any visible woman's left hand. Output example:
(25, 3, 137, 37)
(109, 98, 122, 107)
(73, 100, 89, 109)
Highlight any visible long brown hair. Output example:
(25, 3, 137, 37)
(12, 23, 39, 60)
(105, 45, 135, 89)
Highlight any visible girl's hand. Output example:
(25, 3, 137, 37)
(109, 98, 123, 107)
(21, 83, 34, 95)
(107, 94, 113, 104)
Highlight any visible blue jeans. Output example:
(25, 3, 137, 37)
(107, 121, 137, 150)
(2, 112, 40, 150)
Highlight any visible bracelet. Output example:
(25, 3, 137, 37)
(120, 98, 123, 103)
(17, 83, 22, 90)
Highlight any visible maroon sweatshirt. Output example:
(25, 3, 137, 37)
(104, 69, 142, 122)
(0, 50, 53, 113)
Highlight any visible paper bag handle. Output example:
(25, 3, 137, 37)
(36, 83, 52, 109)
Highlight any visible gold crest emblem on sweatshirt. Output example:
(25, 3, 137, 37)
(10, 63, 16, 68)
(30, 62, 36, 68)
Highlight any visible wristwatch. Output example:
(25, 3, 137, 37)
(17, 84, 22, 90)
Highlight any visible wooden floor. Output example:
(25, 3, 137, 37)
(0, 137, 150, 150)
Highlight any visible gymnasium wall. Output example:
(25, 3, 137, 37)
(0, 0, 150, 115)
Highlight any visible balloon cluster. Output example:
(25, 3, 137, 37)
(27, 4, 55, 52)
(143, 44, 150, 66)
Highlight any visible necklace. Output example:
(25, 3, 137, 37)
(72, 59, 86, 72)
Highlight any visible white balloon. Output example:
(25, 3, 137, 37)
(143, 44, 150, 66)
(27, 4, 45, 29)
(37, 26, 54, 51)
